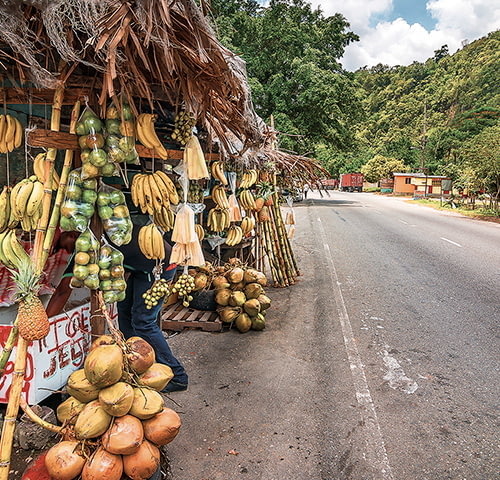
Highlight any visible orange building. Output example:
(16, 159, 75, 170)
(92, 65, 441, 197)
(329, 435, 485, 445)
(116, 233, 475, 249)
(393, 173, 452, 196)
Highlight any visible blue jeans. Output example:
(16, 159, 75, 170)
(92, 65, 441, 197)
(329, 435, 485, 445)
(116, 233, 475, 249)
(117, 270, 188, 385)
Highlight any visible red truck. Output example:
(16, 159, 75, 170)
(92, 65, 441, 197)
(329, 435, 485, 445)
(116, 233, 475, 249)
(340, 173, 364, 192)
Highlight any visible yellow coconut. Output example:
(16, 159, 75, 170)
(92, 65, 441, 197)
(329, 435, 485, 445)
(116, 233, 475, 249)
(74, 399, 112, 439)
(84, 344, 124, 388)
(243, 268, 260, 284)
(257, 294, 271, 310)
(243, 298, 261, 317)
(129, 387, 164, 420)
(251, 313, 266, 331)
(101, 414, 144, 455)
(215, 288, 232, 306)
(235, 313, 252, 333)
(244, 282, 264, 299)
(98, 381, 135, 417)
(217, 306, 241, 324)
(212, 275, 230, 289)
(228, 291, 246, 307)
(226, 267, 244, 284)
(56, 396, 86, 425)
(66, 369, 100, 403)
(139, 363, 174, 392)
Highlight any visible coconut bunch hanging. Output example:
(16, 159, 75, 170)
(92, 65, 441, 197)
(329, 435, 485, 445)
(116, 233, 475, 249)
(44, 335, 182, 480)
(170, 203, 205, 267)
(203, 258, 271, 333)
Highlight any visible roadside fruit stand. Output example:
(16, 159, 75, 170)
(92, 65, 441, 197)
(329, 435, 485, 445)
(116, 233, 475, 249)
(0, 1, 330, 479)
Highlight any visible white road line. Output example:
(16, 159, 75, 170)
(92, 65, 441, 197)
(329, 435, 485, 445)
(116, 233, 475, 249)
(315, 209, 394, 480)
(399, 219, 409, 225)
(440, 237, 462, 247)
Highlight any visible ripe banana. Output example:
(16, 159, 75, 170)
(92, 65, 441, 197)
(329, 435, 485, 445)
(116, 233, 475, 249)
(211, 161, 228, 186)
(12, 179, 34, 220)
(212, 185, 230, 209)
(238, 189, 256, 211)
(240, 216, 255, 235)
(0, 186, 10, 232)
(225, 225, 243, 246)
(138, 223, 165, 260)
(153, 205, 175, 232)
(0, 114, 23, 153)
(0, 231, 14, 268)
(239, 170, 258, 189)
(195, 223, 204, 242)
(33, 153, 60, 190)
(136, 113, 168, 159)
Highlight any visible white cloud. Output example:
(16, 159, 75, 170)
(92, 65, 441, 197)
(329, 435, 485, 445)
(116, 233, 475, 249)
(304, 0, 500, 70)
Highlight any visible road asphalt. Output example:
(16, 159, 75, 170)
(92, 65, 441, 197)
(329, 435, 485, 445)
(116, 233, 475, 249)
(165, 191, 499, 480)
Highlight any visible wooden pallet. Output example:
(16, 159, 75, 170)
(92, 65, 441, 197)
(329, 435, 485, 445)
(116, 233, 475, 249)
(161, 302, 222, 332)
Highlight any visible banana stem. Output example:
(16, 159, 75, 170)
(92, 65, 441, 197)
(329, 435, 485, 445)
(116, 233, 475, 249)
(40, 101, 80, 269)
(33, 84, 65, 273)
(0, 321, 17, 378)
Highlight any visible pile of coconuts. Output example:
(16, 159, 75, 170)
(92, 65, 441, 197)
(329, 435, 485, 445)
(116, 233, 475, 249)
(191, 259, 271, 332)
(44, 335, 182, 480)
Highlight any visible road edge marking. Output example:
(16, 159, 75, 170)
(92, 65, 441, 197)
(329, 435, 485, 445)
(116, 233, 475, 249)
(314, 211, 394, 480)
(440, 237, 462, 247)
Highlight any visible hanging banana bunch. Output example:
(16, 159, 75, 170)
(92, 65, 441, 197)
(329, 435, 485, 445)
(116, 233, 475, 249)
(225, 225, 244, 246)
(9, 176, 44, 231)
(207, 208, 230, 232)
(0, 114, 23, 154)
(171, 111, 196, 145)
(238, 189, 257, 211)
(136, 113, 168, 159)
(138, 223, 165, 260)
(153, 204, 176, 232)
(239, 170, 258, 189)
(211, 185, 230, 209)
(32, 152, 60, 190)
(0, 229, 31, 270)
(210, 161, 228, 186)
(240, 216, 255, 235)
(131, 171, 178, 215)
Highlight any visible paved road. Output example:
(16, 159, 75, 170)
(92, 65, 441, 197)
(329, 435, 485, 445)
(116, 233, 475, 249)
(166, 191, 499, 480)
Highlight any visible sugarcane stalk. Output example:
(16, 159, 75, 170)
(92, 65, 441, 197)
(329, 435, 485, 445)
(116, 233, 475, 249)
(0, 337, 28, 480)
(0, 85, 65, 480)
(19, 397, 62, 434)
(267, 211, 290, 286)
(269, 206, 295, 283)
(275, 202, 299, 276)
(0, 322, 17, 378)
(33, 84, 65, 273)
(262, 218, 287, 286)
(40, 100, 80, 270)
(271, 204, 297, 281)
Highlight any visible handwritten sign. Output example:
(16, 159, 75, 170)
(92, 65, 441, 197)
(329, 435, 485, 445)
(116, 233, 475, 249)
(0, 302, 117, 405)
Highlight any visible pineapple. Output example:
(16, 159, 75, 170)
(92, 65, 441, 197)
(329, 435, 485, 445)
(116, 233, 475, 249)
(10, 258, 50, 341)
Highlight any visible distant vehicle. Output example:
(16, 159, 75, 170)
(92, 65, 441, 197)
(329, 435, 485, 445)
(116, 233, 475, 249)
(321, 178, 339, 190)
(340, 173, 364, 192)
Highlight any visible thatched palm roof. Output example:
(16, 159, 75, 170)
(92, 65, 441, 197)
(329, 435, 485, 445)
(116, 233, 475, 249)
(0, 0, 263, 150)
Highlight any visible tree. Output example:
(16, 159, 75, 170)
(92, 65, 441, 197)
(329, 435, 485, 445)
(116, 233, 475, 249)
(361, 155, 408, 183)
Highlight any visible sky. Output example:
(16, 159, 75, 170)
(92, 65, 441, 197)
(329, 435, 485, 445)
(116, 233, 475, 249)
(261, 0, 500, 71)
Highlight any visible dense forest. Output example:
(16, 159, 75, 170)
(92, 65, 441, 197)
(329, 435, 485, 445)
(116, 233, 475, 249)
(209, 0, 499, 201)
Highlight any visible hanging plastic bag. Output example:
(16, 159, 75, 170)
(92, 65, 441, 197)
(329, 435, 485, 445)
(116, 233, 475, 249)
(227, 170, 241, 221)
(184, 135, 209, 180)
(285, 196, 295, 225)
(60, 168, 97, 232)
(98, 239, 127, 304)
(71, 228, 100, 290)
(75, 105, 120, 179)
(171, 203, 198, 244)
(104, 99, 140, 165)
(97, 183, 133, 246)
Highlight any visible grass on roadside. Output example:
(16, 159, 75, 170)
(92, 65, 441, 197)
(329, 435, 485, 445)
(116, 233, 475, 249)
(408, 198, 500, 222)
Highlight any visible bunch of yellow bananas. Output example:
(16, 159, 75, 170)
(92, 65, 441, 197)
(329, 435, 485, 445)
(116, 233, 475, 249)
(131, 171, 179, 215)
(32, 153, 60, 190)
(0, 114, 23, 153)
(225, 225, 244, 246)
(10, 176, 44, 231)
(240, 216, 255, 235)
(0, 186, 18, 232)
(239, 170, 258, 189)
(238, 189, 257, 211)
(210, 161, 228, 185)
(207, 208, 230, 232)
(195, 223, 205, 242)
(153, 204, 175, 232)
(138, 223, 165, 260)
(0, 229, 30, 269)
(211, 185, 230, 209)
(136, 113, 168, 159)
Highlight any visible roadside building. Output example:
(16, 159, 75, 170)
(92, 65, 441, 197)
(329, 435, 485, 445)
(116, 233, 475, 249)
(393, 172, 452, 196)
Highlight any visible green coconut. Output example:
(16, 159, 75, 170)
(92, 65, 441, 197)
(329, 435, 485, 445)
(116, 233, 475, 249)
(217, 306, 241, 324)
(243, 298, 261, 317)
(74, 399, 112, 439)
(84, 344, 124, 388)
(129, 387, 165, 420)
(66, 369, 100, 403)
(98, 381, 135, 417)
(251, 313, 266, 331)
(56, 396, 86, 424)
(215, 288, 232, 306)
